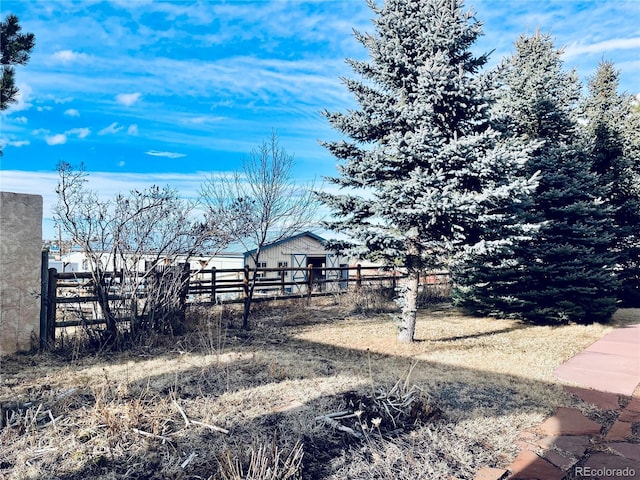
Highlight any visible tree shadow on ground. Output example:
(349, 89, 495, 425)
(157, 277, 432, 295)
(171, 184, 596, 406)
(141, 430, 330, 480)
(4, 308, 623, 480)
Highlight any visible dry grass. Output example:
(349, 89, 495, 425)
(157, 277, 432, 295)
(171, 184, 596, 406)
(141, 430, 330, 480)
(1, 298, 638, 480)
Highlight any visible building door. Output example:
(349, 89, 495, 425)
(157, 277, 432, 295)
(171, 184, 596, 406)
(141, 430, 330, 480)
(291, 254, 307, 293)
(325, 254, 340, 292)
(306, 256, 325, 292)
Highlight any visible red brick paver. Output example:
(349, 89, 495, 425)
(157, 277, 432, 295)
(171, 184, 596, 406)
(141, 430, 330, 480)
(604, 420, 633, 441)
(473, 467, 509, 480)
(564, 385, 621, 410)
(536, 407, 602, 436)
(581, 453, 640, 479)
(618, 408, 640, 422)
(506, 450, 564, 480)
(608, 442, 640, 462)
(626, 396, 640, 412)
(552, 435, 591, 457)
(475, 319, 640, 480)
(541, 448, 577, 470)
(554, 324, 640, 396)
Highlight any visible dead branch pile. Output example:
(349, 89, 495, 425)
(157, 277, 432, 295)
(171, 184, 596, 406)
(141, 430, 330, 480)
(315, 380, 442, 441)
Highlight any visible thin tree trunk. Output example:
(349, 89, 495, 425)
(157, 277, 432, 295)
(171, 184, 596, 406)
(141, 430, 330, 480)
(242, 249, 262, 330)
(95, 272, 118, 343)
(242, 277, 258, 330)
(398, 271, 419, 343)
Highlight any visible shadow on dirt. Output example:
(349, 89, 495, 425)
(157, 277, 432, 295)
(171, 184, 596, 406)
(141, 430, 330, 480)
(3, 306, 632, 479)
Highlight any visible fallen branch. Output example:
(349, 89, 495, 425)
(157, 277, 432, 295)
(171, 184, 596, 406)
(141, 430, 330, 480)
(190, 419, 229, 434)
(173, 399, 228, 434)
(315, 415, 362, 439)
(132, 428, 171, 443)
(181, 451, 197, 469)
(173, 400, 190, 427)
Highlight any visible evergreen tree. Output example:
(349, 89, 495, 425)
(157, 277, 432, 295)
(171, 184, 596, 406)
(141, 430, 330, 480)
(1, 13, 35, 110)
(581, 61, 640, 306)
(319, 0, 534, 342)
(460, 32, 618, 324)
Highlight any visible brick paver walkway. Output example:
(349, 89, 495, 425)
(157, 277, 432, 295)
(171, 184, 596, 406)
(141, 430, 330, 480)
(472, 323, 640, 480)
(554, 324, 640, 396)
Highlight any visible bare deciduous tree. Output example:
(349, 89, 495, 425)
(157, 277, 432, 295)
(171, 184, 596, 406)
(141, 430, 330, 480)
(201, 132, 319, 329)
(54, 162, 239, 347)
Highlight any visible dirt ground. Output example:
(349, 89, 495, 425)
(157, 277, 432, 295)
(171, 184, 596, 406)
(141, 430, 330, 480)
(1, 298, 638, 480)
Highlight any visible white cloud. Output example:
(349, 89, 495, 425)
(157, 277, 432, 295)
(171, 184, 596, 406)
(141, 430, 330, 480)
(4, 83, 33, 113)
(564, 37, 640, 59)
(66, 127, 91, 139)
(98, 122, 124, 135)
(118, 161, 126, 167)
(64, 108, 80, 117)
(127, 124, 139, 135)
(182, 115, 226, 125)
(13, 116, 28, 124)
(7, 140, 30, 147)
(116, 92, 141, 106)
(46, 133, 67, 145)
(145, 150, 187, 159)
(53, 96, 74, 104)
(52, 49, 89, 63)
(39, 127, 90, 144)
(0, 169, 227, 239)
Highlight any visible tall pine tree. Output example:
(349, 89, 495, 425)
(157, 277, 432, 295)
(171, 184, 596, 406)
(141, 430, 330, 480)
(581, 61, 640, 306)
(319, 0, 535, 342)
(459, 32, 618, 324)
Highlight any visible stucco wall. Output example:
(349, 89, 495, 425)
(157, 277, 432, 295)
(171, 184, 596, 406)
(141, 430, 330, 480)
(0, 192, 43, 356)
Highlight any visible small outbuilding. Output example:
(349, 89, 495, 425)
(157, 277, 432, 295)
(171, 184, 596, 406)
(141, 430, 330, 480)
(243, 231, 346, 293)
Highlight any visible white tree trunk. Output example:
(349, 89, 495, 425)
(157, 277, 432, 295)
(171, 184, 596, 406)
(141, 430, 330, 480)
(398, 271, 419, 343)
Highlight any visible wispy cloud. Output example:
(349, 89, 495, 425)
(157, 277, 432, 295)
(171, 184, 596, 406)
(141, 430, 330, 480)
(98, 122, 124, 135)
(116, 92, 141, 106)
(64, 108, 80, 117)
(0, 168, 213, 220)
(565, 37, 640, 59)
(181, 115, 226, 125)
(53, 96, 74, 104)
(13, 116, 28, 124)
(145, 150, 187, 159)
(52, 49, 89, 63)
(6, 140, 31, 147)
(4, 0, 638, 181)
(67, 127, 91, 139)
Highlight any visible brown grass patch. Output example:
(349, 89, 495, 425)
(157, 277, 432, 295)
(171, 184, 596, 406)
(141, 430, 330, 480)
(1, 301, 637, 479)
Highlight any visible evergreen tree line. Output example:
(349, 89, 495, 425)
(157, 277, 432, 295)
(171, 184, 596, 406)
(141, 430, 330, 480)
(320, 0, 639, 341)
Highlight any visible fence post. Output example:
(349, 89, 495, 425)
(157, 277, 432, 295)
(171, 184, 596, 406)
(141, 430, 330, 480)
(46, 268, 58, 347)
(210, 267, 217, 303)
(243, 265, 250, 298)
(307, 264, 313, 298)
(356, 263, 362, 291)
(39, 248, 49, 350)
(280, 267, 285, 295)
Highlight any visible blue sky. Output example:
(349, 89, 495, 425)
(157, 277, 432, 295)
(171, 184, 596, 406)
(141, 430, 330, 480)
(1, 0, 639, 239)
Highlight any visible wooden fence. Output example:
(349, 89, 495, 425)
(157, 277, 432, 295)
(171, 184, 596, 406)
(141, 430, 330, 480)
(39, 263, 449, 347)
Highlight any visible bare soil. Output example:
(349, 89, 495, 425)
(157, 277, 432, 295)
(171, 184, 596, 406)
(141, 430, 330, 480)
(1, 298, 637, 480)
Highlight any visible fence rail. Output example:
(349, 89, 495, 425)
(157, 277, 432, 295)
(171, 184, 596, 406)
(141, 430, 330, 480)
(40, 262, 449, 347)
